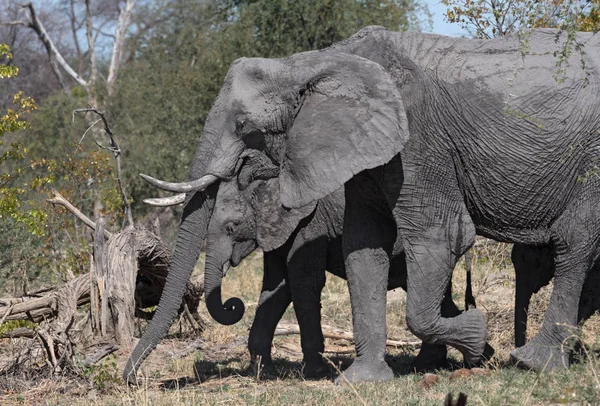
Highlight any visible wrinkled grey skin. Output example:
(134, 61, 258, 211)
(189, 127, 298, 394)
(206, 172, 476, 377)
(125, 27, 600, 384)
(512, 244, 600, 348)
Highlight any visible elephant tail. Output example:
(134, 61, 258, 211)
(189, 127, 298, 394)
(464, 250, 476, 310)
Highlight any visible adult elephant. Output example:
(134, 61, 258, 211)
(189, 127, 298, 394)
(512, 244, 600, 348)
(124, 26, 600, 384)
(203, 152, 483, 377)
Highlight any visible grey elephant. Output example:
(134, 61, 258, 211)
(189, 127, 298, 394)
(512, 244, 600, 348)
(204, 151, 481, 377)
(125, 27, 600, 384)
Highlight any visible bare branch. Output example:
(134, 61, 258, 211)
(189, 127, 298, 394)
(68, 0, 83, 65)
(81, 343, 119, 366)
(78, 118, 102, 144)
(85, 0, 98, 106)
(106, 0, 135, 97)
(47, 189, 114, 240)
(74, 108, 134, 228)
(2, 20, 30, 27)
(274, 323, 422, 348)
(17, 2, 88, 90)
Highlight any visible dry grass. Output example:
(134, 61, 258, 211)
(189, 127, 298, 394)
(2, 244, 600, 405)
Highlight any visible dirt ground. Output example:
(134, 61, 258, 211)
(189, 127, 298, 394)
(1, 243, 600, 405)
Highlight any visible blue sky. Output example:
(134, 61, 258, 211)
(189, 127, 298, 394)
(422, 0, 468, 37)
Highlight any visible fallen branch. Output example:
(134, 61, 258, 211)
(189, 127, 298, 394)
(1, 327, 36, 339)
(274, 323, 421, 348)
(81, 343, 119, 366)
(170, 338, 207, 360)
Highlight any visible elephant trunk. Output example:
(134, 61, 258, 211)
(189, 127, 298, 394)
(123, 189, 215, 384)
(204, 238, 245, 325)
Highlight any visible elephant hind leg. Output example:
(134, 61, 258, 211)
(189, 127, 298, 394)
(402, 212, 486, 365)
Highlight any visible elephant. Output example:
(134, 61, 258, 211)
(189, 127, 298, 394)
(512, 244, 600, 348)
(124, 26, 600, 384)
(203, 152, 482, 377)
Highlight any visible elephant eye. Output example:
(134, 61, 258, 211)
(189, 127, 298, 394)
(226, 223, 235, 235)
(236, 118, 247, 133)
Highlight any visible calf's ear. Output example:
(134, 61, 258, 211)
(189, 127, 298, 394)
(247, 178, 316, 252)
(279, 52, 409, 209)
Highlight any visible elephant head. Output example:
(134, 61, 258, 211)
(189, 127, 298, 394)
(204, 152, 317, 325)
(125, 30, 411, 383)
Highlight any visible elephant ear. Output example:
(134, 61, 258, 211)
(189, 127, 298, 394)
(236, 149, 280, 191)
(246, 178, 316, 252)
(279, 52, 409, 209)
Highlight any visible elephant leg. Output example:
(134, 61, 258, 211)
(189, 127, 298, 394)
(511, 200, 600, 371)
(247, 252, 291, 374)
(412, 283, 456, 372)
(401, 216, 486, 365)
(512, 244, 555, 348)
(287, 243, 328, 378)
(335, 174, 396, 384)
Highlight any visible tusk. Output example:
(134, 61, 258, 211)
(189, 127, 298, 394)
(143, 193, 186, 206)
(139, 173, 219, 193)
(222, 262, 230, 277)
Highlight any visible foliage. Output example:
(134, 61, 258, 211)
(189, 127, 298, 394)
(113, 0, 428, 222)
(0, 45, 49, 238)
(443, 0, 600, 39)
(79, 354, 121, 391)
(221, 0, 429, 58)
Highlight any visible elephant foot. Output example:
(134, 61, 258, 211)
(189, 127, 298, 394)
(302, 358, 330, 379)
(334, 359, 393, 385)
(510, 338, 569, 371)
(247, 354, 277, 378)
(451, 309, 488, 365)
(464, 343, 495, 368)
(412, 343, 448, 372)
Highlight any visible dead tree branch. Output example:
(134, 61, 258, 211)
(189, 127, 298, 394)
(73, 108, 134, 228)
(107, 0, 135, 97)
(84, 0, 98, 107)
(10, 3, 89, 91)
(47, 189, 113, 240)
(274, 323, 422, 348)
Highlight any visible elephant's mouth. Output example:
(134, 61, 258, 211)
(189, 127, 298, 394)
(222, 261, 231, 277)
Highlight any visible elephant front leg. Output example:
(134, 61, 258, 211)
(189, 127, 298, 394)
(247, 252, 291, 375)
(335, 175, 396, 384)
(287, 247, 328, 378)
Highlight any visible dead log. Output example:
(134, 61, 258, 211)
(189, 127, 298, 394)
(273, 323, 422, 348)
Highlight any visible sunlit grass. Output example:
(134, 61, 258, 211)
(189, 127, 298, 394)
(4, 242, 600, 405)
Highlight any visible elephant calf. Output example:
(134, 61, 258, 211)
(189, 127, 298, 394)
(512, 244, 600, 349)
(203, 152, 489, 377)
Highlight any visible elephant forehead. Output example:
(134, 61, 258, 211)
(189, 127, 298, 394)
(215, 183, 249, 216)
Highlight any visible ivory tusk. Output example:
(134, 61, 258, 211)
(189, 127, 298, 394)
(139, 173, 219, 193)
(143, 193, 186, 206)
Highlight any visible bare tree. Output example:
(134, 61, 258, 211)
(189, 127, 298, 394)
(1, 0, 136, 107)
